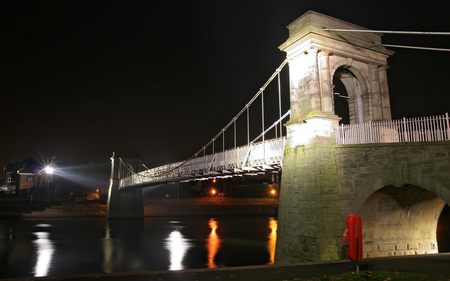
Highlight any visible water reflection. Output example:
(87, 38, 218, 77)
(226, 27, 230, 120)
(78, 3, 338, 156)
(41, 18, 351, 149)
(35, 224, 51, 228)
(33, 231, 54, 277)
(102, 223, 113, 273)
(1, 216, 277, 278)
(165, 228, 191, 271)
(206, 218, 221, 268)
(267, 217, 277, 265)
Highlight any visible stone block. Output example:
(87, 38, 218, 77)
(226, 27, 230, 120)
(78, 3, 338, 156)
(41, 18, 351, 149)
(419, 242, 429, 250)
(395, 243, 407, 251)
(378, 243, 395, 252)
(408, 243, 419, 250)
(363, 243, 378, 254)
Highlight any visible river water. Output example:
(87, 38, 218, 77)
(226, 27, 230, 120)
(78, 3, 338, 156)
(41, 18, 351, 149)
(0, 216, 277, 278)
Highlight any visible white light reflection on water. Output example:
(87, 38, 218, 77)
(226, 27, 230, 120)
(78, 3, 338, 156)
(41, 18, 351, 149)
(35, 224, 51, 228)
(33, 231, 54, 277)
(102, 224, 113, 273)
(165, 228, 191, 271)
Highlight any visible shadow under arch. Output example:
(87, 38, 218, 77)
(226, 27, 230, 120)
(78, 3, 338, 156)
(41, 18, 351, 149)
(437, 204, 450, 252)
(358, 184, 449, 258)
(331, 64, 369, 125)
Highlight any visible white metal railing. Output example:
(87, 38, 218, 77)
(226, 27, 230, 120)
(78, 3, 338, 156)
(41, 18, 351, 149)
(337, 113, 450, 145)
(120, 137, 286, 188)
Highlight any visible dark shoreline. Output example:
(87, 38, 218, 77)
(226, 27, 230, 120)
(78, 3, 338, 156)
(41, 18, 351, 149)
(0, 198, 278, 218)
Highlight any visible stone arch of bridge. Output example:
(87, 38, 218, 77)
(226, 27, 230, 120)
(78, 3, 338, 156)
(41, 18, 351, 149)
(357, 184, 448, 258)
(349, 172, 450, 214)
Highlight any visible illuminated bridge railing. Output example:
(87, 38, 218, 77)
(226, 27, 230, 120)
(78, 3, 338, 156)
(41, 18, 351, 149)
(337, 113, 450, 145)
(120, 137, 286, 188)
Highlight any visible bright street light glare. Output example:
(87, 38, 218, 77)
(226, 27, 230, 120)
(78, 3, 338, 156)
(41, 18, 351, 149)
(44, 166, 54, 175)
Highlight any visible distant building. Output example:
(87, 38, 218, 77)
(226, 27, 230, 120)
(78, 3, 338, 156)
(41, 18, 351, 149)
(1, 157, 43, 196)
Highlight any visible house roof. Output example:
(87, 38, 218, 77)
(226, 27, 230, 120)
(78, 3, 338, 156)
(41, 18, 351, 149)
(4, 157, 41, 174)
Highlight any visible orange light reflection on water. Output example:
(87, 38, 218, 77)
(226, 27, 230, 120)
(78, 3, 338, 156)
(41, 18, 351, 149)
(267, 217, 278, 265)
(207, 218, 221, 268)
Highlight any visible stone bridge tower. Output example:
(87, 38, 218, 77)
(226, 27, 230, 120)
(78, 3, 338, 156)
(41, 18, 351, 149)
(281, 10, 394, 144)
(275, 11, 450, 263)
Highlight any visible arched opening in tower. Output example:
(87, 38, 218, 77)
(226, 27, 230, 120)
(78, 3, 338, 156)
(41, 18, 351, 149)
(332, 66, 364, 125)
(333, 73, 349, 125)
(359, 184, 449, 258)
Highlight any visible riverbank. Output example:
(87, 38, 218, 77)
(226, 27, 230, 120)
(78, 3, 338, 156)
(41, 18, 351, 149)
(144, 198, 278, 216)
(0, 198, 278, 218)
(4, 254, 450, 281)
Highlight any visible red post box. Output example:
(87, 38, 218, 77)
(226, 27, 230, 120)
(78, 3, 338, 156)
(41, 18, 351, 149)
(343, 214, 363, 265)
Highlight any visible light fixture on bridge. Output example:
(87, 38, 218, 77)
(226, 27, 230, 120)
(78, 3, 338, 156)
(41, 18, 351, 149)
(242, 166, 258, 171)
(269, 188, 277, 196)
(210, 188, 217, 196)
(289, 116, 339, 147)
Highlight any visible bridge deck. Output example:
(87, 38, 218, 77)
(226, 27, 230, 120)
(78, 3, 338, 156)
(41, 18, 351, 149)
(120, 137, 286, 188)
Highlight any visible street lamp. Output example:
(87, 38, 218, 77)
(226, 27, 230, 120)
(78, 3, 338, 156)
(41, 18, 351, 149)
(42, 164, 56, 203)
(44, 166, 54, 175)
(270, 188, 277, 196)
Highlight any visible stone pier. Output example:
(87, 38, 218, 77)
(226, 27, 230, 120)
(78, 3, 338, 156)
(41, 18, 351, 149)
(107, 152, 144, 219)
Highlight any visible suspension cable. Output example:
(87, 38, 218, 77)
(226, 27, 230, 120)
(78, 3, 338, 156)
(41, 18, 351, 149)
(382, 44, 450, 52)
(223, 129, 226, 163)
(261, 89, 265, 163)
(194, 59, 288, 155)
(251, 110, 291, 144)
(324, 28, 450, 52)
(323, 28, 450, 36)
(277, 70, 282, 138)
(233, 118, 236, 149)
(137, 59, 289, 178)
(247, 106, 250, 146)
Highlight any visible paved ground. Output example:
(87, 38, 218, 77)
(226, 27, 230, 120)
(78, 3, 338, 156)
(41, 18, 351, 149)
(3, 253, 450, 281)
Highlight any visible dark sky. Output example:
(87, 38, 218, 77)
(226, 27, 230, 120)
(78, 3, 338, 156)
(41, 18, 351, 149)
(2, 1, 450, 185)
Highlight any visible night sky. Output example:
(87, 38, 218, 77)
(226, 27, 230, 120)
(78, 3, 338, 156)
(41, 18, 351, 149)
(2, 1, 449, 186)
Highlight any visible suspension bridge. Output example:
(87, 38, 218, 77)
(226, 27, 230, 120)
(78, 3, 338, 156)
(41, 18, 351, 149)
(107, 10, 450, 264)
(115, 55, 449, 189)
(118, 59, 290, 188)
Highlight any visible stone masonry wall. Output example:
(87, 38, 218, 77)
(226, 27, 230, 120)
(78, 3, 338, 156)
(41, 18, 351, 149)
(276, 141, 450, 263)
(336, 141, 450, 258)
(276, 144, 342, 263)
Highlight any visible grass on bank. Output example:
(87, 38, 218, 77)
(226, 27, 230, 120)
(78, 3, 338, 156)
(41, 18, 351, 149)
(284, 271, 449, 281)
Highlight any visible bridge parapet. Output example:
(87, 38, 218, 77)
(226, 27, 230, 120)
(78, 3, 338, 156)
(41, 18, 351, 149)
(337, 113, 450, 144)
